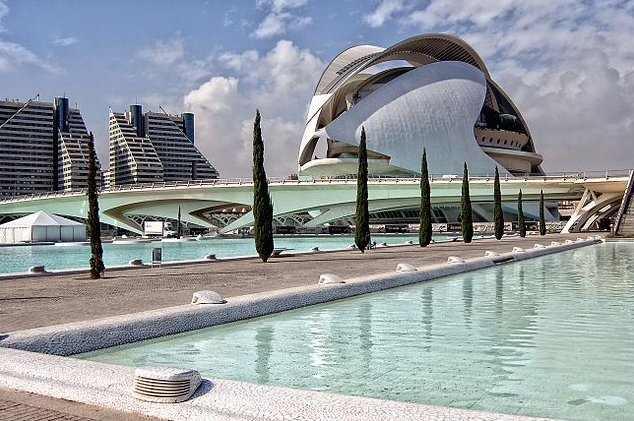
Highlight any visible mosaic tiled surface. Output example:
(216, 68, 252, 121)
(0, 348, 555, 421)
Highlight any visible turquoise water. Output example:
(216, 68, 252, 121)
(0, 234, 441, 274)
(78, 243, 634, 420)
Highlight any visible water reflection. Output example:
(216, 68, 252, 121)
(462, 275, 473, 327)
(255, 326, 273, 383)
(420, 288, 433, 344)
(358, 302, 373, 371)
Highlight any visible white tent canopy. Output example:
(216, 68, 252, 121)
(0, 211, 86, 244)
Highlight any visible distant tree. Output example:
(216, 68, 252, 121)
(355, 127, 370, 252)
(461, 162, 474, 243)
(176, 206, 181, 239)
(517, 189, 526, 238)
(419, 148, 432, 247)
(539, 189, 546, 236)
(494, 166, 504, 240)
(252, 109, 275, 262)
(87, 133, 104, 279)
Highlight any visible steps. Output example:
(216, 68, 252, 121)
(615, 170, 634, 236)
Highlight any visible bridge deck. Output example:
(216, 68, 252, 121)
(0, 233, 585, 333)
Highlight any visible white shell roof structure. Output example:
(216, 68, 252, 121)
(299, 34, 543, 177)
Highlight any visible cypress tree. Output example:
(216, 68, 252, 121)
(419, 148, 432, 247)
(252, 110, 274, 262)
(87, 132, 104, 279)
(493, 166, 504, 240)
(539, 189, 546, 236)
(354, 127, 370, 252)
(517, 189, 526, 238)
(176, 206, 181, 239)
(461, 162, 473, 243)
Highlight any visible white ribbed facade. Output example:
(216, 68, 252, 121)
(108, 105, 218, 187)
(0, 97, 99, 197)
(58, 108, 102, 191)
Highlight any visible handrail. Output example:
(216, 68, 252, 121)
(0, 170, 632, 204)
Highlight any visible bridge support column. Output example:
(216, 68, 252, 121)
(561, 188, 622, 233)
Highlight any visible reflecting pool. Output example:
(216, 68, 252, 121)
(0, 234, 444, 274)
(79, 243, 634, 420)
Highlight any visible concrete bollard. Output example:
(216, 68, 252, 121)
(28, 265, 46, 273)
(484, 250, 500, 257)
(319, 274, 344, 284)
(396, 263, 417, 273)
(447, 256, 465, 264)
(191, 290, 225, 304)
(512, 247, 526, 253)
(533, 244, 546, 249)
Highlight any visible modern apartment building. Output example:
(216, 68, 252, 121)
(0, 96, 100, 197)
(108, 104, 218, 187)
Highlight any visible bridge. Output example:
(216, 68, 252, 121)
(0, 171, 630, 234)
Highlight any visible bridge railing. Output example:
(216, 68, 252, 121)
(0, 169, 631, 204)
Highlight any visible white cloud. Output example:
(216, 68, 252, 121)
(0, 40, 60, 73)
(363, 0, 408, 28)
(184, 40, 325, 177)
(137, 35, 185, 67)
(365, 0, 634, 172)
(252, 0, 313, 39)
(0, 0, 7, 24)
(53, 37, 78, 47)
(0, 1, 60, 73)
(256, 0, 311, 13)
(136, 34, 214, 86)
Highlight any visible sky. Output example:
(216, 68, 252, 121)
(1, 0, 633, 177)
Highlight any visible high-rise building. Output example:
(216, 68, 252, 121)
(108, 104, 218, 186)
(0, 96, 100, 197)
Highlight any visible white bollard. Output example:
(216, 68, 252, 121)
(396, 263, 417, 273)
(191, 290, 225, 304)
(484, 251, 499, 257)
(319, 274, 344, 284)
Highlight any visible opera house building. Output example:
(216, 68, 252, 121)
(299, 34, 543, 178)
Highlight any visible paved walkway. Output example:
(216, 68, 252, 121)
(0, 388, 159, 421)
(0, 233, 586, 333)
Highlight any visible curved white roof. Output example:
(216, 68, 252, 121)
(300, 33, 542, 176)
